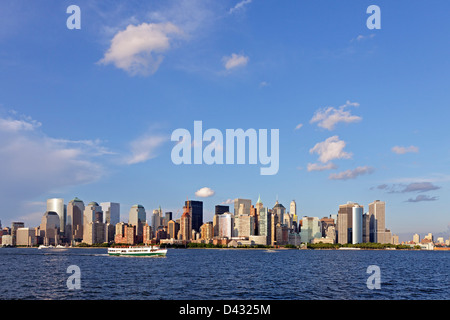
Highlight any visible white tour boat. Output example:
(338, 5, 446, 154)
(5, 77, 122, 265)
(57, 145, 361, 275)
(108, 246, 167, 257)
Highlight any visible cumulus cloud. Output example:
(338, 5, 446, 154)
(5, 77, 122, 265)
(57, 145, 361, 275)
(223, 53, 249, 70)
(329, 166, 374, 180)
(391, 145, 419, 154)
(307, 162, 337, 172)
(195, 187, 215, 198)
(221, 199, 234, 205)
(309, 136, 352, 163)
(229, 0, 252, 14)
(99, 22, 183, 76)
(126, 134, 168, 165)
(405, 195, 438, 203)
(310, 100, 362, 130)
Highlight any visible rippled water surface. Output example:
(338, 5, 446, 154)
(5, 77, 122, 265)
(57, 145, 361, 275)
(0, 248, 448, 300)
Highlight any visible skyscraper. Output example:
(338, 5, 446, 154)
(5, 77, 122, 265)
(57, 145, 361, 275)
(215, 205, 229, 215)
(352, 205, 363, 244)
(337, 202, 363, 244)
(272, 201, 286, 225)
(84, 202, 103, 224)
(180, 206, 191, 241)
(258, 207, 271, 245)
(168, 220, 179, 239)
(129, 204, 146, 236)
(290, 200, 297, 225)
(299, 217, 322, 244)
(369, 200, 389, 243)
(67, 197, 84, 242)
(40, 212, 60, 245)
(185, 200, 203, 232)
(165, 212, 173, 226)
(101, 202, 120, 225)
(233, 199, 251, 216)
(217, 212, 233, 239)
(47, 198, 66, 233)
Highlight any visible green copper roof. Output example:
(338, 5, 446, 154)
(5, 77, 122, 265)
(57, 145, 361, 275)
(132, 204, 144, 208)
(256, 195, 262, 204)
(69, 197, 83, 203)
(88, 201, 99, 206)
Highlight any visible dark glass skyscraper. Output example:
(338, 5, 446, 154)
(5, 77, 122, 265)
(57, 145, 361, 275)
(215, 205, 229, 215)
(185, 200, 203, 232)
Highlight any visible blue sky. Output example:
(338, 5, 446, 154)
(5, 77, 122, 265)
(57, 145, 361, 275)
(1, 0, 449, 241)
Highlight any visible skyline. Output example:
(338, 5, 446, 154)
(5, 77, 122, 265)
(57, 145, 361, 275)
(1, 1, 450, 242)
(3, 194, 447, 244)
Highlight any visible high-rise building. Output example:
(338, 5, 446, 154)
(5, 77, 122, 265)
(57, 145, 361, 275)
(84, 202, 103, 224)
(39, 211, 60, 245)
(67, 197, 84, 243)
(47, 198, 66, 233)
(352, 205, 363, 244)
(337, 202, 362, 244)
(152, 209, 162, 235)
(200, 222, 214, 241)
(217, 213, 233, 239)
(272, 201, 286, 225)
(299, 217, 322, 244)
(129, 205, 146, 236)
(114, 223, 136, 245)
(363, 212, 370, 243)
(16, 228, 37, 247)
(215, 205, 229, 215)
(234, 214, 254, 238)
(290, 200, 297, 225)
(11, 222, 25, 246)
(180, 206, 191, 241)
(185, 200, 203, 232)
(250, 205, 258, 235)
(143, 223, 153, 244)
(413, 233, 420, 244)
(234, 199, 251, 216)
(320, 217, 335, 238)
(101, 202, 120, 225)
(369, 200, 390, 243)
(164, 212, 173, 226)
(83, 220, 106, 245)
(167, 220, 180, 239)
(258, 207, 271, 245)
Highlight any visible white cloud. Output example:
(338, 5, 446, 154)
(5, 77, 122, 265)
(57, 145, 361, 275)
(329, 166, 374, 180)
(99, 22, 184, 76)
(294, 123, 303, 130)
(126, 134, 168, 165)
(229, 0, 252, 14)
(195, 187, 215, 198)
(307, 162, 337, 172)
(309, 136, 352, 163)
(0, 113, 107, 226)
(310, 100, 362, 130)
(223, 53, 249, 70)
(391, 145, 419, 154)
(221, 199, 234, 205)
